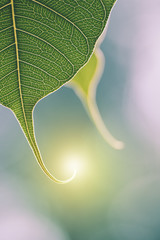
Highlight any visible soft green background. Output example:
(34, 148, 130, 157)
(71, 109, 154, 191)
(1, 0, 160, 239)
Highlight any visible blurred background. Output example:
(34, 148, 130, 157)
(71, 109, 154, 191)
(1, 0, 160, 239)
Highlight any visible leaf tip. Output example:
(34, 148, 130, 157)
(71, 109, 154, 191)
(113, 141, 125, 150)
(37, 156, 77, 184)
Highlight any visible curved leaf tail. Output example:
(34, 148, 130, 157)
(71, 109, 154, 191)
(29, 134, 77, 183)
(14, 109, 76, 184)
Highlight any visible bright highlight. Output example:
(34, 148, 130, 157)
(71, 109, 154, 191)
(64, 153, 85, 177)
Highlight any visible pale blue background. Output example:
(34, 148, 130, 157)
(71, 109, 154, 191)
(1, 0, 160, 239)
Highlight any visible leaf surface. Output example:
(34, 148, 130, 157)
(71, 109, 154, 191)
(0, 0, 116, 183)
(68, 49, 124, 149)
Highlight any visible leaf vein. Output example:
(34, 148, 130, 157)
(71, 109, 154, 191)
(0, 69, 17, 82)
(0, 25, 13, 33)
(0, 3, 11, 11)
(19, 59, 60, 81)
(0, 43, 15, 54)
(32, 0, 89, 56)
(19, 49, 70, 76)
(16, 28, 74, 74)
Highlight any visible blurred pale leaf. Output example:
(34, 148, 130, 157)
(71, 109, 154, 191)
(68, 49, 124, 149)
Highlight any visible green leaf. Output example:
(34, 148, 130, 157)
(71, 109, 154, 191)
(68, 48, 124, 150)
(0, 0, 116, 183)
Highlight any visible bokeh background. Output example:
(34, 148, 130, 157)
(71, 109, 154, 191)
(1, 0, 160, 239)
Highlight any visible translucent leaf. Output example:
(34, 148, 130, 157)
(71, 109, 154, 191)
(0, 0, 116, 183)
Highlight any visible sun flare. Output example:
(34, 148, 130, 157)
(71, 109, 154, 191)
(64, 153, 85, 178)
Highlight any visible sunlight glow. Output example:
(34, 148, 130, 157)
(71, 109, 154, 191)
(64, 153, 85, 177)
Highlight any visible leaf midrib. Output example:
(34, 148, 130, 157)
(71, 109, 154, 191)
(9, 0, 93, 167)
(11, 0, 40, 159)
